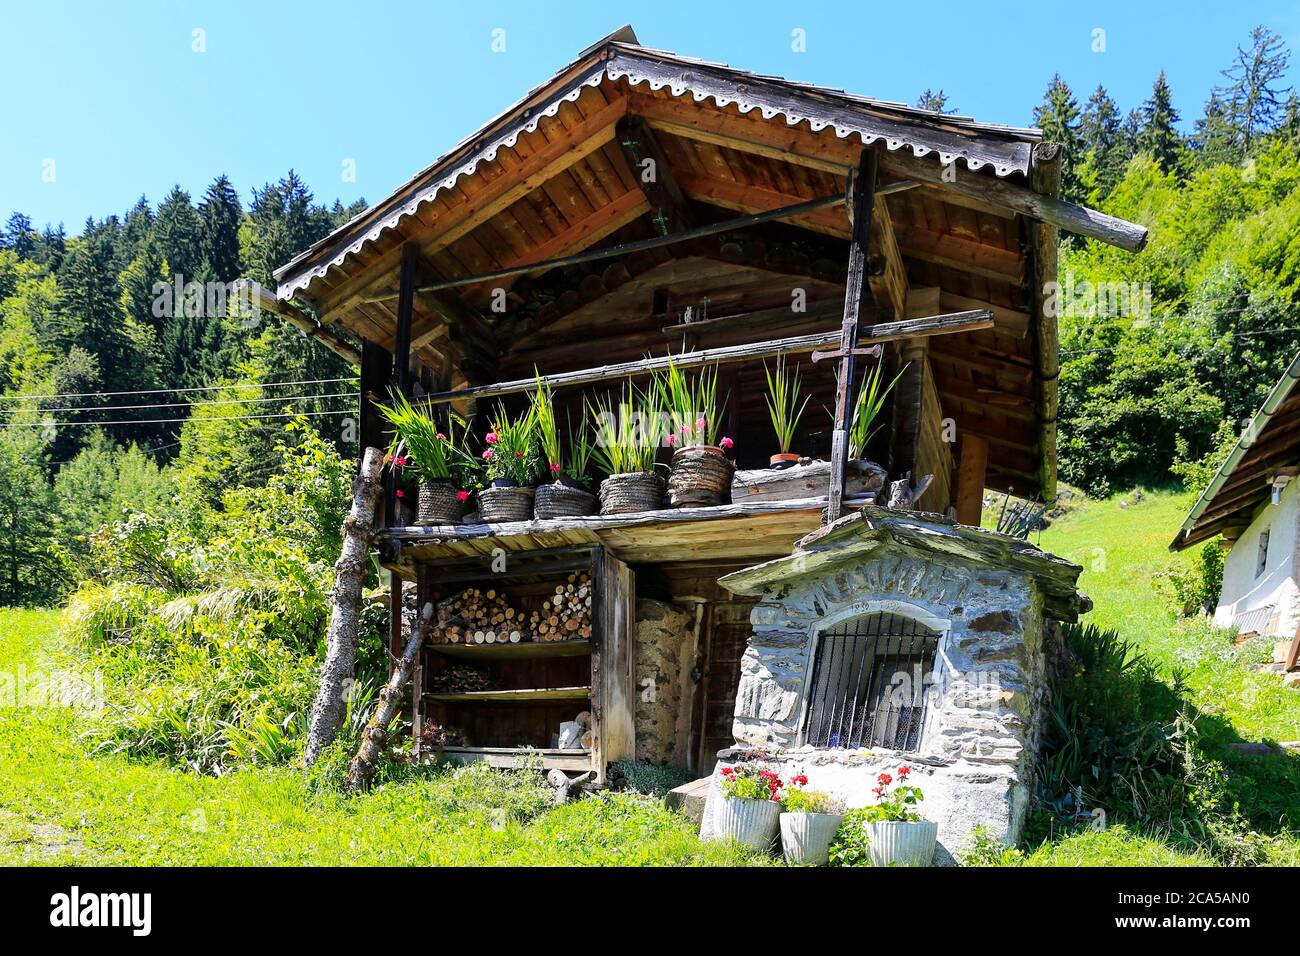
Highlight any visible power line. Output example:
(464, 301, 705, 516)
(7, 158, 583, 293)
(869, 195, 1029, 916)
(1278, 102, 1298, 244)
(23, 391, 357, 414)
(0, 409, 356, 429)
(0, 376, 359, 403)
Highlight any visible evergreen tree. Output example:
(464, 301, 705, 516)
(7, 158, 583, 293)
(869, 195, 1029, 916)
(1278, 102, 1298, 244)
(1280, 92, 1300, 145)
(1080, 85, 1126, 197)
(1033, 74, 1084, 202)
(1219, 25, 1293, 154)
(32, 224, 66, 272)
(0, 427, 63, 604)
(1138, 72, 1184, 176)
(1192, 92, 1240, 168)
(199, 175, 243, 284)
(915, 89, 955, 114)
(2, 213, 35, 260)
(154, 187, 204, 284)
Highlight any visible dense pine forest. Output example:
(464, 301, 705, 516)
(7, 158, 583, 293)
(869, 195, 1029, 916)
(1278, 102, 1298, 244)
(0, 25, 1297, 610)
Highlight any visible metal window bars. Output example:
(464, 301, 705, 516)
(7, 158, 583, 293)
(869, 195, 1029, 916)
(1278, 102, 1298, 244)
(804, 612, 940, 752)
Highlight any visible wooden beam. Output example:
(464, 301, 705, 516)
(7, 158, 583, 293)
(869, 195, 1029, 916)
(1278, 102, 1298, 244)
(884, 146, 1148, 253)
(237, 280, 362, 367)
(827, 151, 877, 523)
(308, 95, 631, 323)
(616, 115, 694, 235)
(423, 95, 630, 257)
(1028, 142, 1061, 497)
(366, 194, 846, 300)
(955, 434, 989, 526)
(393, 244, 418, 397)
(673, 173, 850, 239)
(487, 189, 649, 278)
(631, 93, 1148, 252)
(870, 194, 908, 320)
(893, 224, 1024, 282)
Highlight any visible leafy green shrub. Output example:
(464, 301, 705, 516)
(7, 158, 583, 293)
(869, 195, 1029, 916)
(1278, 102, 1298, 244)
(63, 421, 388, 775)
(1154, 540, 1224, 617)
(957, 825, 1024, 866)
(609, 760, 696, 798)
(827, 808, 872, 866)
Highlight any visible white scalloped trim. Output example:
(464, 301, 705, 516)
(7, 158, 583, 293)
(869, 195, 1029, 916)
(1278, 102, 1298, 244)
(280, 59, 1027, 300)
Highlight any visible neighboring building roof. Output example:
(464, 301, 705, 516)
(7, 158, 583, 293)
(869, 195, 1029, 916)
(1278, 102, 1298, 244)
(1172, 350, 1300, 550)
(719, 506, 1089, 621)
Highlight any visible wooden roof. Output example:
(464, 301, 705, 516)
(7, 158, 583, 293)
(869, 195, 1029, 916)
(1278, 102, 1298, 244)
(1173, 352, 1300, 550)
(270, 28, 1147, 500)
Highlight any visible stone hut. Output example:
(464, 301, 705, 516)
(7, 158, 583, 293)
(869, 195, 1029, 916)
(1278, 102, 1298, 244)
(702, 507, 1088, 863)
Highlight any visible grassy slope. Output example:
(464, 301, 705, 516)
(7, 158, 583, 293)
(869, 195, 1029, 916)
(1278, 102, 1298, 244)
(1031, 488, 1300, 865)
(2, 488, 1296, 866)
(0, 609, 759, 866)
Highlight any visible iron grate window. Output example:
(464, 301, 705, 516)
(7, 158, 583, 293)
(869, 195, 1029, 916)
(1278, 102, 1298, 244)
(804, 612, 940, 752)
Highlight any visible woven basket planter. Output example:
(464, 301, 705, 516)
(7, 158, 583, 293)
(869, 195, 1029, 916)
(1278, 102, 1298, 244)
(416, 481, 461, 526)
(667, 446, 734, 508)
(534, 481, 597, 520)
(599, 472, 664, 515)
(477, 485, 535, 523)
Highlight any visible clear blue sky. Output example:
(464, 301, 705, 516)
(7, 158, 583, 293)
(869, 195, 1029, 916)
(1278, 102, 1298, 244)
(3, 1, 1298, 234)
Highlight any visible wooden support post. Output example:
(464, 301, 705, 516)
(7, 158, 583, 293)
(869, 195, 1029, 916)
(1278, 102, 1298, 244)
(394, 244, 418, 397)
(827, 150, 877, 523)
(955, 434, 990, 526)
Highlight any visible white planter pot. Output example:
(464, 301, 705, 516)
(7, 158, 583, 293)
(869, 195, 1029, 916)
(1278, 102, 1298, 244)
(713, 796, 781, 852)
(780, 811, 844, 866)
(864, 820, 938, 867)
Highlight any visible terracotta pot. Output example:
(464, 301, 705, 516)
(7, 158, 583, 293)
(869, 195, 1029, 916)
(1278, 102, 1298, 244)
(416, 480, 460, 526)
(863, 819, 938, 867)
(713, 796, 781, 852)
(780, 811, 845, 866)
(769, 452, 801, 469)
(598, 472, 664, 515)
(477, 485, 534, 522)
(667, 445, 734, 508)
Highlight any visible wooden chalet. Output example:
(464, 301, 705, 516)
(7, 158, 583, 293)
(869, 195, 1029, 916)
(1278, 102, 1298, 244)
(268, 28, 1147, 780)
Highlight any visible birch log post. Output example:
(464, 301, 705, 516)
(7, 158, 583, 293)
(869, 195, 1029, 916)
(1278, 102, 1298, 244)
(303, 445, 386, 767)
(345, 604, 429, 793)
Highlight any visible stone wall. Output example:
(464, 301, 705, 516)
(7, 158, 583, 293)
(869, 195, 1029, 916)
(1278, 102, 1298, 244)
(708, 550, 1051, 862)
(633, 598, 696, 766)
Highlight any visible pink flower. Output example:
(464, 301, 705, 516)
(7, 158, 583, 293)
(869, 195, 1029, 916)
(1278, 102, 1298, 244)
(482, 450, 494, 460)
(395, 489, 405, 499)
(485, 432, 498, 444)
(549, 462, 561, 472)
(436, 433, 446, 441)
(878, 772, 893, 787)
(666, 433, 677, 446)
(394, 455, 408, 466)
(455, 490, 470, 502)
(719, 436, 734, 450)
(679, 423, 690, 435)
(695, 416, 706, 432)
(898, 765, 912, 777)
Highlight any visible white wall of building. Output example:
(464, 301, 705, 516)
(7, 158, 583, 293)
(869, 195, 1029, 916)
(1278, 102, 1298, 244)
(1215, 475, 1300, 637)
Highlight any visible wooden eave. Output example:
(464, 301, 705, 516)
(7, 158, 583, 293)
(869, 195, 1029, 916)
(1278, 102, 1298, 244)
(1173, 353, 1300, 550)
(271, 33, 1147, 499)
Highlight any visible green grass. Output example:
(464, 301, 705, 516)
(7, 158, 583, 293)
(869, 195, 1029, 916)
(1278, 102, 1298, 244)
(0, 608, 760, 866)
(1029, 487, 1300, 865)
(2, 486, 1297, 867)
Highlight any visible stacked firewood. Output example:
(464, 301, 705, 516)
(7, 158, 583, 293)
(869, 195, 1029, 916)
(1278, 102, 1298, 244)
(433, 588, 526, 645)
(426, 663, 498, 693)
(419, 722, 467, 751)
(527, 573, 593, 641)
(431, 575, 594, 644)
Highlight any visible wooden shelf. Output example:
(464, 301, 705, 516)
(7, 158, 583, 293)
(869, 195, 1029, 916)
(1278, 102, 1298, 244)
(433, 747, 592, 771)
(424, 686, 591, 703)
(430, 640, 591, 660)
